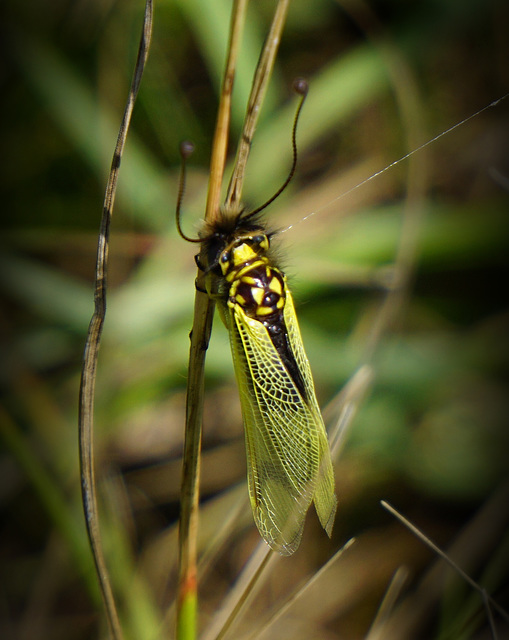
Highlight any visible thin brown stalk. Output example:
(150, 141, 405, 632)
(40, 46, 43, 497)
(382, 499, 509, 628)
(225, 0, 291, 209)
(205, 0, 249, 222)
(365, 567, 410, 640)
(78, 2, 153, 639)
(244, 538, 357, 640)
(176, 2, 248, 638)
(203, 545, 274, 640)
(177, 2, 292, 636)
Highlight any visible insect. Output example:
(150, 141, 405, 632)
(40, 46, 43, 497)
(177, 81, 337, 556)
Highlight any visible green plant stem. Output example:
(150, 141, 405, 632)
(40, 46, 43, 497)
(176, 2, 248, 638)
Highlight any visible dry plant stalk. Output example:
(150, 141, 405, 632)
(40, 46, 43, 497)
(78, 2, 153, 639)
(176, 1, 249, 636)
(177, 1, 292, 636)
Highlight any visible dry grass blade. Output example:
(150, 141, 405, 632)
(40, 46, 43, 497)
(327, 364, 374, 459)
(365, 567, 411, 640)
(202, 364, 372, 637)
(201, 368, 373, 639)
(205, 0, 249, 222)
(380, 488, 509, 638)
(244, 538, 357, 640)
(225, 0, 291, 209)
(178, 1, 293, 636)
(78, 2, 153, 638)
(201, 544, 273, 640)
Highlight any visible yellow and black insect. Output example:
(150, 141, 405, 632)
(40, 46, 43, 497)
(177, 81, 337, 555)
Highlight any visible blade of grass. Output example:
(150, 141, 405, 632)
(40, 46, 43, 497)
(244, 538, 356, 640)
(202, 366, 371, 639)
(382, 499, 509, 626)
(374, 487, 509, 639)
(201, 544, 273, 640)
(366, 567, 411, 640)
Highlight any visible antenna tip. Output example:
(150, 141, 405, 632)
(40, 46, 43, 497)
(179, 140, 195, 159)
(293, 78, 308, 96)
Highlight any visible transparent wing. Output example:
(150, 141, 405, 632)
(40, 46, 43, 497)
(229, 287, 336, 554)
(284, 287, 337, 536)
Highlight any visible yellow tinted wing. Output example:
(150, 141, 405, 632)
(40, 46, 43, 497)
(284, 288, 337, 535)
(229, 284, 336, 554)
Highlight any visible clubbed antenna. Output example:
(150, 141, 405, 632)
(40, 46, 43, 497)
(244, 78, 308, 220)
(175, 141, 202, 243)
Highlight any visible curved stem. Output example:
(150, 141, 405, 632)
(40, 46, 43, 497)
(78, 2, 153, 638)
